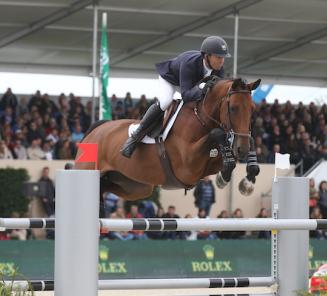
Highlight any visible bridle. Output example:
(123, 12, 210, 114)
(193, 82, 252, 140)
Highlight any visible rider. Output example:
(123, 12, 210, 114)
(121, 35, 231, 159)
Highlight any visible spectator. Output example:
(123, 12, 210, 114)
(27, 138, 45, 160)
(107, 207, 134, 241)
(267, 144, 281, 164)
(0, 88, 18, 113)
(147, 207, 165, 239)
(256, 147, 267, 163)
(28, 90, 42, 112)
(193, 176, 216, 216)
(103, 192, 119, 218)
(309, 178, 320, 214)
(136, 94, 149, 118)
(196, 208, 217, 240)
(318, 181, 327, 219)
(27, 121, 42, 144)
(0, 140, 13, 159)
(71, 123, 84, 143)
(230, 208, 246, 239)
(42, 140, 54, 160)
(162, 206, 180, 239)
(126, 205, 147, 240)
(180, 214, 197, 240)
(310, 207, 326, 239)
(7, 212, 28, 240)
(123, 92, 133, 116)
(0, 106, 16, 127)
(255, 208, 270, 239)
(39, 167, 55, 217)
(215, 210, 231, 239)
(57, 139, 73, 159)
(254, 136, 269, 160)
(13, 139, 27, 159)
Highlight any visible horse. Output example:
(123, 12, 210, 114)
(74, 77, 261, 202)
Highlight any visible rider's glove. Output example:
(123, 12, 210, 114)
(202, 79, 216, 97)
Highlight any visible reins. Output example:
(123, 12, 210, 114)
(193, 80, 252, 139)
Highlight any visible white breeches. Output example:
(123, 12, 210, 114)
(158, 75, 180, 111)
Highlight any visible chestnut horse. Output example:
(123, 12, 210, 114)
(74, 77, 261, 201)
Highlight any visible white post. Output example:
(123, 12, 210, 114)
(272, 177, 309, 296)
(91, 3, 98, 124)
(55, 170, 100, 296)
(233, 12, 239, 78)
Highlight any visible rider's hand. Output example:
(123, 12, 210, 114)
(202, 80, 216, 97)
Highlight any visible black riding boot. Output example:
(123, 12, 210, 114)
(121, 103, 164, 158)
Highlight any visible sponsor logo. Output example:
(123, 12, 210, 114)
(98, 244, 127, 274)
(191, 244, 232, 272)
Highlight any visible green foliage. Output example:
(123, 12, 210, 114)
(0, 168, 29, 217)
(0, 270, 34, 295)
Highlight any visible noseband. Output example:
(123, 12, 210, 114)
(194, 85, 252, 139)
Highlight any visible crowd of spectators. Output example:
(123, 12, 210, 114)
(98, 204, 272, 241)
(0, 87, 326, 241)
(0, 87, 326, 171)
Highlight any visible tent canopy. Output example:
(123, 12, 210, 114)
(0, 0, 327, 86)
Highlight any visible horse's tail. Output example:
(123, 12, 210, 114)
(82, 119, 109, 141)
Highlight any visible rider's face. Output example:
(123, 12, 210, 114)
(208, 55, 225, 71)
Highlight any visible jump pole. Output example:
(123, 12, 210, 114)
(272, 177, 309, 296)
(54, 170, 100, 296)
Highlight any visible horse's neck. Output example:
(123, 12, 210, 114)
(173, 102, 207, 141)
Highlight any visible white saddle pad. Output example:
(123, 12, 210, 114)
(128, 100, 184, 144)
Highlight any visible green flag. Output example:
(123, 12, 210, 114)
(99, 12, 112, 120)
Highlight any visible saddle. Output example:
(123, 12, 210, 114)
(147, 100, 181, 138)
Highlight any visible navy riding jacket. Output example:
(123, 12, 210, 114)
(155, 50, 225, 102)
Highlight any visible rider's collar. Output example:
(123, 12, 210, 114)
(203, 60, 212, 77)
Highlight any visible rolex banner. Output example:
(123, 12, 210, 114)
(1, 240, 326, 280)
(99, 12, 112, 120)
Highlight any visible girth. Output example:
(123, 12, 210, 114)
(155, 137, 194, 190)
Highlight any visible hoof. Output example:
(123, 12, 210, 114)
(239, 177, 254, 196)
(216, 172, 228, 189)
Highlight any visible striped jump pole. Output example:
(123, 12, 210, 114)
(6, 276, 274, 291)
(1, 217, 326, 231)
(54, 170, 99, 296)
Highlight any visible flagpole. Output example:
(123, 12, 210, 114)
(91, 1, 98, 124)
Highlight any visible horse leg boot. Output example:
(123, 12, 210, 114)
(213, 127, 236, 172)
(121, 103, 164, 158)
(239, 137, 260, 196)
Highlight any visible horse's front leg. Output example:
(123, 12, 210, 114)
(203, 128, 236, 189)
(239, 137, 260, 196)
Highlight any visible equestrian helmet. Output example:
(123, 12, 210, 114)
(200, 36, 231, 57)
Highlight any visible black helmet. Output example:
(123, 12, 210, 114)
(200, 36, 231, 57)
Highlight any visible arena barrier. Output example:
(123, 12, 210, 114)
(0, 171, 323, 296)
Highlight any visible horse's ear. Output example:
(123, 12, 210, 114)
(248, 79, 261, 91)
